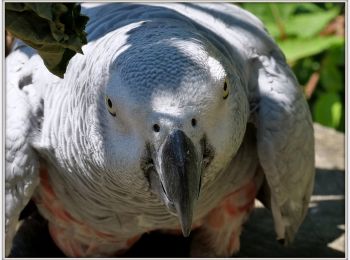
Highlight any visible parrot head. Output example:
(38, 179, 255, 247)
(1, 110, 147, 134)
(100, 32, 249, 236)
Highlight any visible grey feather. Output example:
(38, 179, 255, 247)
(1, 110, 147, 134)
(5, 3, 315, 256)
(5, 44, 43, 255)
(250, 52, 315, 243)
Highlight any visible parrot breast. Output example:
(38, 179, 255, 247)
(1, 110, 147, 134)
(33, 123, 260, 257)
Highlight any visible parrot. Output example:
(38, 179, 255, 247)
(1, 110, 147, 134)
(5, 3, 315, 257)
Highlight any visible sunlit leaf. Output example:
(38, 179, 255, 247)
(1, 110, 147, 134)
(240, 3, 275, 23)
(336, 104, 345, 132)
(313, 92, 342, 128)
(295, 3, 324, 13)
(331, 101, 342, 127)
(265, 9, 339, 39)
(270, 3, 298, 20)
(277, 36, 344, 63)
(285, 9, 339, 38)
(241, 3, 298, 24)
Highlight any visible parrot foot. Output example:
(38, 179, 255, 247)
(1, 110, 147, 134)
(190, 175, 261, 257)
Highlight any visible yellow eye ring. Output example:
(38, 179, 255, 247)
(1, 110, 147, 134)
(105, 96, 116, 116)
(223, 80, 229, 99)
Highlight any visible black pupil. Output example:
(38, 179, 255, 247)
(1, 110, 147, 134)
(107, 98, 112, 108)
(153, 124, 160, 132)
(191, 118, 197, 127)
(223, 81, 227, 91)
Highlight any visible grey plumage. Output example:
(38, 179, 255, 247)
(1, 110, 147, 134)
(6, 3, 314, 257)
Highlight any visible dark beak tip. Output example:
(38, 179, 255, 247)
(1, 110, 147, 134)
(181, 225, 192, 237)
(175, 204, 193, 238)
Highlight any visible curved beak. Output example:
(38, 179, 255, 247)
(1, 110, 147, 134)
(158, 129, 201, 237)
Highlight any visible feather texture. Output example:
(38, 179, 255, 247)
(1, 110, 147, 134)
(6, 3, 314, 256)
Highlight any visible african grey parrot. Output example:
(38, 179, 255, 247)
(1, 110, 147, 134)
(6, 3, 315, 257)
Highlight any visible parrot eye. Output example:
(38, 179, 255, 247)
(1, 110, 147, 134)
(223, 80, 229, 100)
(105, 96, 116, 117)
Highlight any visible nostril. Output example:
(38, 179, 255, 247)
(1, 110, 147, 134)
(153, 124, 160, 132)
(191, 118, 197, 127)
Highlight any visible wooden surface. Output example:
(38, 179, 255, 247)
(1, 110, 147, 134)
(9, 123, 345, 257)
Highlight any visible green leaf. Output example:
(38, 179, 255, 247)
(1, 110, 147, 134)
(241, 3, 298, 24)
(277, 36, 344, 63)
(243, 3, 338, 39)
(320, 66, 343, 92)
(265, 9, 339, 39)
(241, 3, 275, 24)
(269, 3, 298, 20)
(324, 44, 345, 66)
(324, 2, 343, 10)
(331, 100, 342, 127)
(242, 3, 298, 39)
(336, 103, 345, 132)
(295, 3, 324, 13)
(319, 43, 344, 92)
(5, 3, 89, 78)
(313, 92, 342, 128)
(284, 9, 339, 38)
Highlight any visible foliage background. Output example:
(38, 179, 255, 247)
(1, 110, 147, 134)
(239, 3, 345, 132)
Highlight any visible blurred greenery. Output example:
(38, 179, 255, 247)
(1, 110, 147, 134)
(239, 3, 345, 132)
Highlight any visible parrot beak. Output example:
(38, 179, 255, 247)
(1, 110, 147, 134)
(158, 129, 201, 237)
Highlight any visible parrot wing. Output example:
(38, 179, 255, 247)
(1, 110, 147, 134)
(251, 50, 315, 244)
(5, 43, 44, 256)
